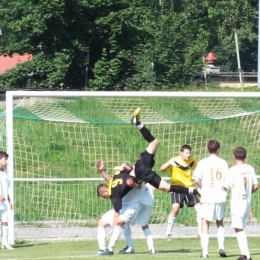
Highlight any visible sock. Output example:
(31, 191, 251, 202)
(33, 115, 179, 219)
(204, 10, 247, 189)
(195, 206, 202, 236)
(143, 228, 154, 250)
(108, 226, 122, 252)
(201, 233, 209, 256)
(166, 215, 175, 234)
(97, 226, 106, 250)
(236, 231, 250, 258)
(170, 185, 189, 194)
(2, 225, 8, 245)
(139, 126, 155, 143)
(123, 225, 134, 248)
(217, 226, 225, 250)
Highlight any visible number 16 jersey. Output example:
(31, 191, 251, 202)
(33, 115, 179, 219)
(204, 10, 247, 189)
(194, 155, 229, 203)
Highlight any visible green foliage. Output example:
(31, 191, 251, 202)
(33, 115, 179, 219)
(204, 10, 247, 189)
(0, 0, 258, 89)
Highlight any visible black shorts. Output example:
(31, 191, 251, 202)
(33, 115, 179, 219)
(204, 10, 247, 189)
(171, 192, 200, 208)
(135, 150, 161, 188)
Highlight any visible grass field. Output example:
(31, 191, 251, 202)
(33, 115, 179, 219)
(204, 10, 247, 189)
(3, 237, 260, 260)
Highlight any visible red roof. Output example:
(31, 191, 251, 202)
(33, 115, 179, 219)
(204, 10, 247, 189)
(0, 53, 33, 74)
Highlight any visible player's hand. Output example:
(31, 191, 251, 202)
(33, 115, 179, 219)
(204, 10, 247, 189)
(9, 202, 13, 210)
(0, 195, 6, 202)
(96, 160, 104, 171)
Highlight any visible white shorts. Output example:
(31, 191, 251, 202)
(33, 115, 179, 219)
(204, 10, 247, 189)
(201, 202, 226, 221)
(231, 214, 248, 229)
(135, 204, 153, 226)
(120, 203, 140, 224)
(101, 209, 114, 227)
(0, 209, 8, 222)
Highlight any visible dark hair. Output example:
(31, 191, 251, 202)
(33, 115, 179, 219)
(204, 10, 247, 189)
(180, 145, 191, 152)
(96, 184, 108, 197)
(207, 140, 220, 153)
(234, 146, 246, 160)
(0, 151, 9, 159)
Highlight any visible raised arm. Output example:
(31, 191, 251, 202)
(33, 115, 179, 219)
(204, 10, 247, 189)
(96, 159, 112, 182)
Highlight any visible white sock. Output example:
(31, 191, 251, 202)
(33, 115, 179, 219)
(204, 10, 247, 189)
(2, 225, 8, 245)
(236, 231, 250, 258)
(97, 226, 106, 250)
(166, 215, 175, 234)
(217, 226, 225, 250)
(195, 206, 202, 236)
(137, 124, 143, 130)
(123, 225, 134, 248)
(201, 233, 209, 256)
(108, 226, 122, 251)
(144, 228, 154, 250)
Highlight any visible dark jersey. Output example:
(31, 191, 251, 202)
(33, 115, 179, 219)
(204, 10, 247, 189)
(109, 170, 133, 212)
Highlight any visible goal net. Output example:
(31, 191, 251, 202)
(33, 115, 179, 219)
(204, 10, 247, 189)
(2, 91, 260, 242)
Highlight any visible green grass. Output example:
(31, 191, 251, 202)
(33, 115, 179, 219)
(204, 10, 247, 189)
(3, 237, 260, 260)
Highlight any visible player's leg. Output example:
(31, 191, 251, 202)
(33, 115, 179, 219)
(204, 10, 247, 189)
(142, 225, 155, 254)
(165, 200, 181, 241)
(200, 218, 210, 258)
(94, 209, 113, 255)
(131, 107, 158, 155)
(193, 201, 202, 238)
(232, 215, 251, 259)
(0, 210, 14, 250)
(215, 203, 227, 257)
(119, 224, 135, 254)
(136, 204, 155, 254)
(156, 176, 199, 195)
(199, 203, 214, 258)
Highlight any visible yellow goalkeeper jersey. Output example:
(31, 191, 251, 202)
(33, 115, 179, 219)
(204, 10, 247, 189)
(166, 156, 198, 188)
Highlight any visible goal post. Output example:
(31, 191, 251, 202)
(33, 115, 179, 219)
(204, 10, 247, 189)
(3, 91, 260, 243)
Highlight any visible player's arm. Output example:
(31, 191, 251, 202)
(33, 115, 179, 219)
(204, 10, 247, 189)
(7, 195, 13, 210)
(96, 159, 112, 182)
(159, 158, 175, 172)
(252, 183, 259, 194)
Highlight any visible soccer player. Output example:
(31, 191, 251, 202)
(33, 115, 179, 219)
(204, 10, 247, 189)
(120, 183, 155, 254)
(159, 145, 202, 241)
(0, 151, 14, 249)
(130, 107, 199, 196)
(194, 140, 229, 259)
(222, 147, 259, 260)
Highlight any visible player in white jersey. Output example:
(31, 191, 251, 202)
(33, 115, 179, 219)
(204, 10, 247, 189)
(194, 140, 228, 259)
(223, 147, 259, 260)
(120, 183, 155, 254)
(0, 151, 14, 250)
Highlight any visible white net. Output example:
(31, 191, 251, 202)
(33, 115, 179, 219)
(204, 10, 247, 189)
(1, 92, 259, 241)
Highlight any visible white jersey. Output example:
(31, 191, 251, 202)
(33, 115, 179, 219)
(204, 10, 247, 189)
(0, 169, 10, 210)
(223, 163, 258, 218)
(194, 155, 228, 203)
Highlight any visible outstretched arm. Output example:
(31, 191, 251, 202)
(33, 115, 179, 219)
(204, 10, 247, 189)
(159, 158, 175, 172)
(96, 160, 112, 182)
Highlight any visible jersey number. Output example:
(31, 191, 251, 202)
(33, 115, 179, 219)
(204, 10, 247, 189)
(210, 168, 222, 182)
(112, 179, 123, 188)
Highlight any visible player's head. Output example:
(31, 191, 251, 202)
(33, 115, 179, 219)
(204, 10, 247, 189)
(97, 184, 110, 199)
(180, 145, 192, 161)
(0, 151, 9, 167)
(233, 146, 246, 160)
(207, 140, 220, 154)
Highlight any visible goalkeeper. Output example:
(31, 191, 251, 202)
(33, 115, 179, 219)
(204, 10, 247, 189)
(159, 145, 202, 241)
